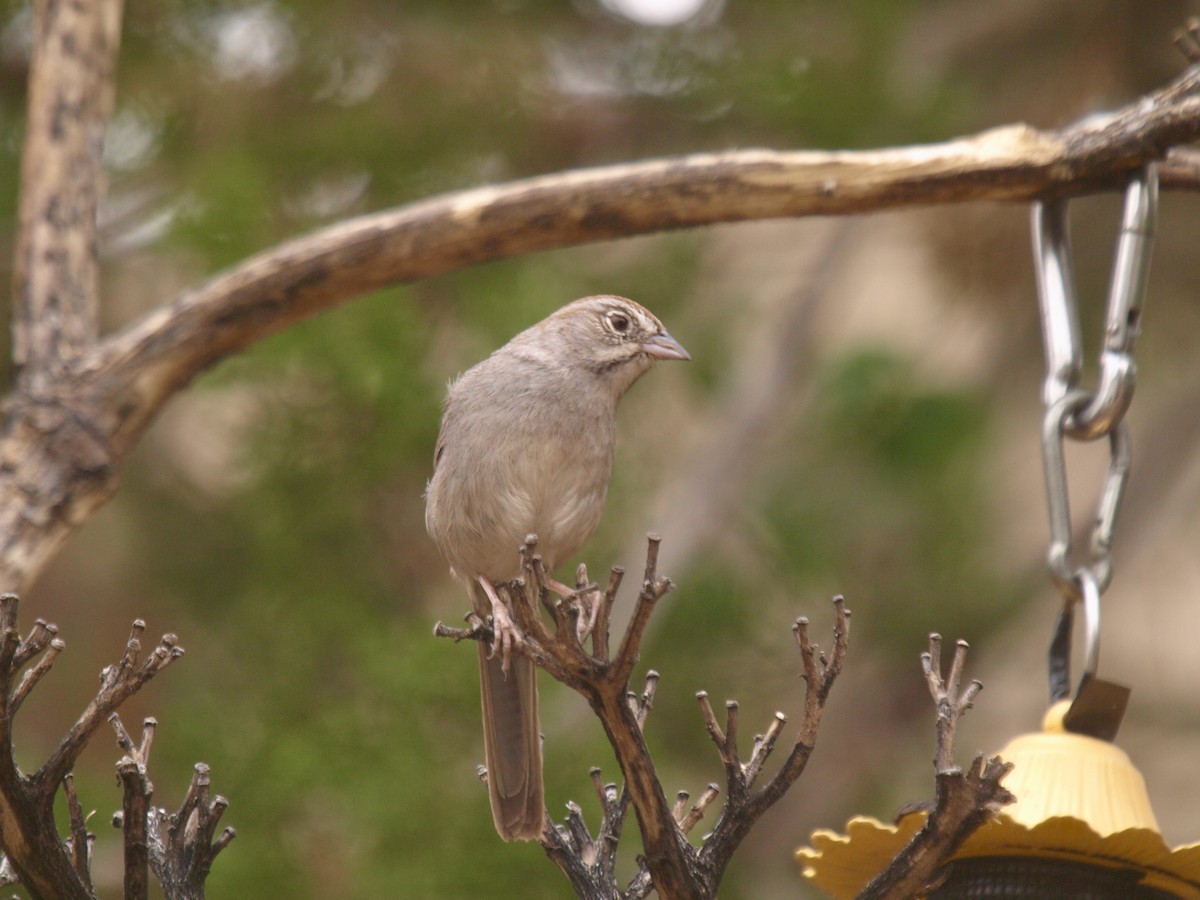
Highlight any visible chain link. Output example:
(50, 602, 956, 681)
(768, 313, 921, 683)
(1031, 164, 1158, 691)
(1040, 388, 1132, 600)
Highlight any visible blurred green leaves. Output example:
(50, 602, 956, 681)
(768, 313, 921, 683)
(765, 349, 1022, 657)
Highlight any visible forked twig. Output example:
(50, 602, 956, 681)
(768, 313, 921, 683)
(540, 671, 652, 899)
(694, 598, 850, 886)
(155, 763, 237, 899)
(37, 619, 184, 794)
(0, 593, 231, 900)
(857, 634, 1014, 899)
(436, 540, 851, 899)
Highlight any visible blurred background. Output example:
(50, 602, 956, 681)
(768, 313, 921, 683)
(2, 0, 1199, 896)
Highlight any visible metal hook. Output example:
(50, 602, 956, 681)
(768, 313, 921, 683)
(1048, 568, 1129, 742)
(1078, 567, 1101, 678)
(1047, 569, 1099, 702)
(1033, 166, 1158, 440)
(1072, 167, 1158, 438)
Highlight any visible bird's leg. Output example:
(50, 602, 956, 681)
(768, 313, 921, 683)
(477, 576, 525, 677)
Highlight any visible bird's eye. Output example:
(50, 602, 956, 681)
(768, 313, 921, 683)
(608, 311, 631, 333)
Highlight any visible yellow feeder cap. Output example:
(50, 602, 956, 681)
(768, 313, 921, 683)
(992, 699, 1159, 834)
(797, 704, 1200, 898)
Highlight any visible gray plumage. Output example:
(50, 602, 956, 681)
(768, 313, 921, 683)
(425, 295, 688, 841)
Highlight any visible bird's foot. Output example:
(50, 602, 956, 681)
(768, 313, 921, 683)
(574, 587, 602, 644)
(477, 577, 525, 677)
(549, 574, 601, 645)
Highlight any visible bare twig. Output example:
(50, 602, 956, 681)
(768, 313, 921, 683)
(36, 621, 183, 794)
(541, 670, 656, 899)
(695, 598, 851, 886)
(438, 544, 853, 899)
(922, 636, 983, 772)
(677, 783, 721, 835)
(441, 538, 693, 897)
(110, 746, 237, 900)
(0, 593, 91, 900)
(63, 774, 93, 892)
(591, 567, 624, 663)
(112, 715, 156, 900)
(432, 614, 493, 644)
(0, 593, 218, 900)
(11, 632, 64, 716)
(697, 692, 742, 799)
(611, 536, 672, 689)
(857, 635, 1014, 899)
(13, 618, 58, 668)
(150, 763, 236, 900)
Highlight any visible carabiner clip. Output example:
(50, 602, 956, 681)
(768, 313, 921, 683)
(1032, 197, 1082, 411)
(1032, 165, 1159, 440)
(1073, 166, 1158, 438)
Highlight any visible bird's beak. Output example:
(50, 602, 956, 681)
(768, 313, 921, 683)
(641, 331, 691, 361)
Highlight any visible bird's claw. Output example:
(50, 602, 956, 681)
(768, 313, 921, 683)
(476, 578, 525, 677)
(488, 598, 525, 677)
(572, 586, 601, 644)
(547, 575, 601, 644)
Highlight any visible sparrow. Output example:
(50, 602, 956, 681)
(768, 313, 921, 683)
(425, 295, 689, 841)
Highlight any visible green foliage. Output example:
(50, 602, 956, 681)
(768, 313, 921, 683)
(763, 349, 1023, 657)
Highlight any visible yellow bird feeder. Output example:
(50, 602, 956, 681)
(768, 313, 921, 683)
(797, 702, 1200, 898)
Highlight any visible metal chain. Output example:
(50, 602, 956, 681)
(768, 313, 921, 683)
(1031, 164, 1158, 699)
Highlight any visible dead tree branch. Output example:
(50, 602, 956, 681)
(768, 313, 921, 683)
(0, 595, 182, 899)
(62, 774, 93, 894)
(88, 55, 1200, 411)
(539, 682, 645, 899)
(87, 77, 1200, 452)
(5, 3, 1200, 597)
(0, 598, 229, 900)
(12, 0, 123, 377)
(110, 716, 237, 900)
(857, 635, 1015, 899)
(110, 723, 236, 900)
(695, 599, 849, 887)
(2, 0, 127, 594)
(437, 538, 850, 899)
(112, 715, 155, 900)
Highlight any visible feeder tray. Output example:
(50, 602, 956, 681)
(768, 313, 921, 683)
(797, 703, 1200, 898)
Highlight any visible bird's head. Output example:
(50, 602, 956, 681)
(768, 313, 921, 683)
(538, 295, 690, 393)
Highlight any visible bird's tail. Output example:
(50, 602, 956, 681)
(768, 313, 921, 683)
(473, 584, 545, 841)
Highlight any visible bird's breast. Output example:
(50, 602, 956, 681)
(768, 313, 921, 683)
(426, 401, 616, 583)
